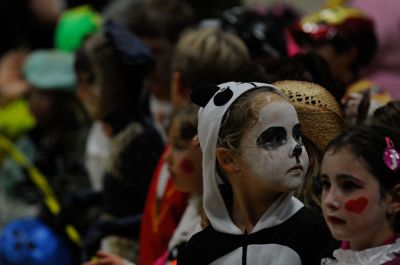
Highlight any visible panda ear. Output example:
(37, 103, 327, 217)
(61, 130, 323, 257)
(213, 86, 233, 106)
(190, 84, 220, 107)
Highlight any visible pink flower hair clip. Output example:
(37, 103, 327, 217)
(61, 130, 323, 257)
(384, 137, 400, 171)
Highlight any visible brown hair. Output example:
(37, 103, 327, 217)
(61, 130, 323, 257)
(172, 27, 250, 90)
(372, 101, 400, 130)
(127, 0, 195, 44)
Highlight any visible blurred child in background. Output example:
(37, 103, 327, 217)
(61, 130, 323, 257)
(139, 26, 250, 265)
(73, 21, 164, 262)
(85, 105, 202, 265)
(0, 49, 90, 229)
(290, 5, 391, 126)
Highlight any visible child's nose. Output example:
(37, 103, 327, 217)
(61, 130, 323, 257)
(323, 190, 340, 210)
(292, 145, 302, 163)
(288, 141, 303, 163)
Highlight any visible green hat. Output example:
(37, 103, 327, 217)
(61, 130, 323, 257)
(55, 5, 102, 51)
(23, 50, 76, 92)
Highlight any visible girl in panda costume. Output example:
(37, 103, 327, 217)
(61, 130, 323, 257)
(178, 82, 334, 265)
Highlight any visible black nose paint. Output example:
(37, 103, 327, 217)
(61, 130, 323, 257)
(292, 145, 302, 163)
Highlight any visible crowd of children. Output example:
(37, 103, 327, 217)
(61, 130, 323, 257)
(0, 0, 399, 264)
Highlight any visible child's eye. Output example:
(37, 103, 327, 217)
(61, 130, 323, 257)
(173, 142, 187, 150)
(320, 179, 331, 191)
(292, 125, 303, 146)
(340, 181, 361, 192)
(257, 127, 287, 150)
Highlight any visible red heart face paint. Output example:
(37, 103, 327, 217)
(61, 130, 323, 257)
(345, 197, 368, 214)
(180, 159, 194, 174)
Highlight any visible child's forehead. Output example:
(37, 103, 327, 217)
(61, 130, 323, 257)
(243, 98, 297, 136)
(324, 145, 352, 160)
(322, 146, 370, 177)
(250, 92, 290, 113)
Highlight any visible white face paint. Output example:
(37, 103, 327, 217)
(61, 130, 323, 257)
(238, 99, 309, 191)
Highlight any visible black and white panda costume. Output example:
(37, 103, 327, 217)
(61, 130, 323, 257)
(178, 82, 334, 265)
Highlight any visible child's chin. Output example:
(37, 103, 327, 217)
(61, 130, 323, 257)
(330, 228, 348, 242)
(285, 180, 302, 190)
(280, 184, 301, 193)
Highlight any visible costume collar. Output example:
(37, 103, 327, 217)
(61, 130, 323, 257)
(322, 238, 400, 265)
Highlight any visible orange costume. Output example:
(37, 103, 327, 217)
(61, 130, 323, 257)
(139, 146, 188, 265)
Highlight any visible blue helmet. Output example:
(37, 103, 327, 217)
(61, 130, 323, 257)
(0, 218, 73, 265)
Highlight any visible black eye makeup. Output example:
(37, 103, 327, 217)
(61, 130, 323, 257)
(256, 127, 287, 150)
(292, 124, 304, 146)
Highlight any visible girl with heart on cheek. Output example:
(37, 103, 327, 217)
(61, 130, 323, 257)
(178, 82, 334, 265)
(320, 125, 400, 265)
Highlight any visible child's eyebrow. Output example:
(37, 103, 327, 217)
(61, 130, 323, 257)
(336, 174, 365, 185)
(318, 173, 365, 184)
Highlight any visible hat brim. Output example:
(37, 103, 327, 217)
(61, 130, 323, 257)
(294, 103, 345, 151)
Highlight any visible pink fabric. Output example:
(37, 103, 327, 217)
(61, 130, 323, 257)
(153, 251, 169, 265)
(285, 29, 302, 57)
(341, 241, 349, 250)
(350, 0, 400, 99)
(341, 234, 399, 250)
(382, 234, 399, 245)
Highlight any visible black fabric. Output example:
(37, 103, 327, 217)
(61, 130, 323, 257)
(190, 84, 220, 107)
(82, 214, 142, 258)
(0, 1, 55, 57)
(82, 116, 163, 258)
(178, 207, 337, 265)
(55, 190, 103, 228)
(102, 117, 164, 217)
(104, 20, 154, 67)
(213, 86, 233, 106)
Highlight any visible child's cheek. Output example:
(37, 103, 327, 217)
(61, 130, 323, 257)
(180, 158, 194, 174)
(344, 197, 368, 214)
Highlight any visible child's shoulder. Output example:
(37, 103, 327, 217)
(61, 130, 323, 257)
(177, 225, 230, 265)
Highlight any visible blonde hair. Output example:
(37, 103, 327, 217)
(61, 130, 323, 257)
(295, 136, 322, 211)
(172, 27, 250, 88)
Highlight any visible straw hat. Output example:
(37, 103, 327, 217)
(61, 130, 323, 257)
(273, 80, 345, 151)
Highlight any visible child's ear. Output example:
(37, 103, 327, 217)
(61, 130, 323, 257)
(191, 134, 200, 150)
(386, 184, 400, 214)
(216, 147, 240, 174)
